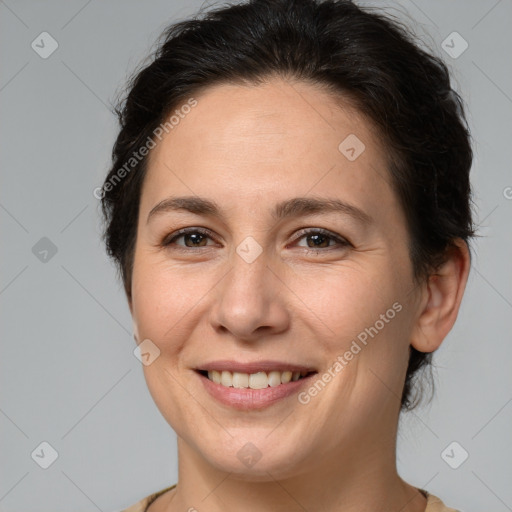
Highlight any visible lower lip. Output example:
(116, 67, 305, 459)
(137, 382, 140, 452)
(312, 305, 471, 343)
(197, 371, 317, 410)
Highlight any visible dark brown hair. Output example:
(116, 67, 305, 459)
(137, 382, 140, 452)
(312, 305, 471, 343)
(101, 0, 475, 411)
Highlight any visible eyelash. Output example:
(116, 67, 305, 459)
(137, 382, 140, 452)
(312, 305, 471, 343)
(161, 227, 351, 254)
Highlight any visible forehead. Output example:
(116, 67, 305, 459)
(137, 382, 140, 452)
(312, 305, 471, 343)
(141, 78, 397, 223)
(149, 79, 380, 165)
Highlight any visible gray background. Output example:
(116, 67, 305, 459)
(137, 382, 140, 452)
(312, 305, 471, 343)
(1, 0, 511, 511)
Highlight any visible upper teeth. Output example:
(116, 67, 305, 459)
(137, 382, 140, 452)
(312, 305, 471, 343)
(207, 370, 307, 389)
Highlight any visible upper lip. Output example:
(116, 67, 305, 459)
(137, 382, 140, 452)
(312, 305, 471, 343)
(196, 360, 317, 374)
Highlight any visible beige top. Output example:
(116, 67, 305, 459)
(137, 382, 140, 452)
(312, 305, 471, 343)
(119, 485, 462, 512)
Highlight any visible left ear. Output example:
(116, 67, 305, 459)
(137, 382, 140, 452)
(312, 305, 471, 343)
(410, 239, 471, 353)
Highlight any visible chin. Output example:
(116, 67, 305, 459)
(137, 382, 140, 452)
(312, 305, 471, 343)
(195, 433, 310, 481)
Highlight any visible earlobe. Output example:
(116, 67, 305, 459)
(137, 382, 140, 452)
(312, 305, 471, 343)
(128, 297, 139, 344)
(133, 317, 140, 344)
(410, 239, 471, 354)
(127, 283, 139, 344)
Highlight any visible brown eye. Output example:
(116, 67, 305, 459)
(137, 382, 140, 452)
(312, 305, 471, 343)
(291, 228, 351, 252)
(161, 227, 351, 254)
(162, 228, 216, 248)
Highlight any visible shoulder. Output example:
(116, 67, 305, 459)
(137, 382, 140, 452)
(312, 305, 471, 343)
(424, 491, 463, 512)
(115, 484, 177, 512)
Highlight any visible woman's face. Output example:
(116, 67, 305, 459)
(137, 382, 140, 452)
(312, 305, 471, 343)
(130, 78, 424, 479)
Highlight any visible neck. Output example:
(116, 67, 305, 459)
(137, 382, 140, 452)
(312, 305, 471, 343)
(169, 431, 426, 512)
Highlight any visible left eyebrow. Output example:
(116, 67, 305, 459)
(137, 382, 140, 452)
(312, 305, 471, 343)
(146, 195, 373, 226)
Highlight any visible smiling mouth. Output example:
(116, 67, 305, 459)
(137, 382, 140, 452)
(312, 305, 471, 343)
(196, 369, 317, 389)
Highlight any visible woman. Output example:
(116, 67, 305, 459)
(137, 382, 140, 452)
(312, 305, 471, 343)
(101, 0, 474, 510)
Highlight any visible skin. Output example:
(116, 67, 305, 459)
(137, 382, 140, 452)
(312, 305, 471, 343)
(128, 77, 470, 512)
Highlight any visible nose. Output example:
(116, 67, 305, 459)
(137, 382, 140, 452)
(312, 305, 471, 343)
(209, 247, 290, 343)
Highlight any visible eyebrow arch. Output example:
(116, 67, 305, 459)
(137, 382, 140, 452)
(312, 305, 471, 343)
(146, 195, 372, 226)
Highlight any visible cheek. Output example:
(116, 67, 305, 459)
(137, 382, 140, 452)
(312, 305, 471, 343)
(297, 263, 412, 387)
(132, 259, 180, 341)
(131, 255, 216, 350)
(294, 264, 399, 339)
